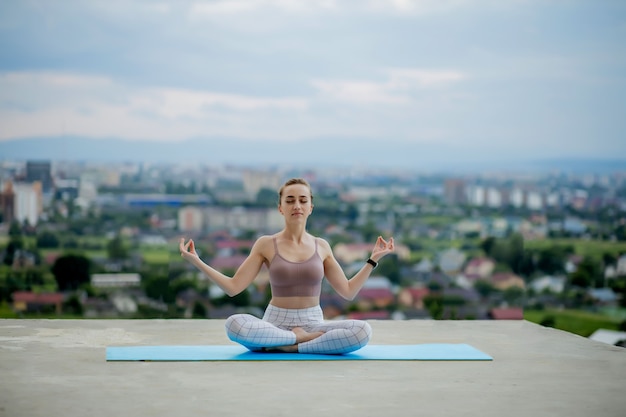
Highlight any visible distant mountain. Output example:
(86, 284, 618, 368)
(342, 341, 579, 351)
(1, 136, 625, 174)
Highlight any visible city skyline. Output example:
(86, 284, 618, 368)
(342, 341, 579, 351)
(1, 0, 625, 170)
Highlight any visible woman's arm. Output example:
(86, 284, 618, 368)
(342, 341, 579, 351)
(179, 237, 267, 297)
(322, 236, 395, 300)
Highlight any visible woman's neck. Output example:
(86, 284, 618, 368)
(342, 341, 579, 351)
(280, 225, 308, 244)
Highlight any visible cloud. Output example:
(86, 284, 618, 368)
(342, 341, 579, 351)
(311, 68, 467, 104)
(1, 0, 624, 162)
(0, 71, 310, 141)
(0, 67, 469, 143)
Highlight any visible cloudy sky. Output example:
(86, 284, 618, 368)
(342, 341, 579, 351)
(1, 0, 625, 169)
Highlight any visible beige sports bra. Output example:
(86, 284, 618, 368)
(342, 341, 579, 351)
(268, 237, 324, 297)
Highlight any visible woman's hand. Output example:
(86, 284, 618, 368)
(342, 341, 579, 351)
(370, 236, 395, 261)
(179, 238, 200, 262)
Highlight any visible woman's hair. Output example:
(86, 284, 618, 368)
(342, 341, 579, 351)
(278, 178, 313, 204)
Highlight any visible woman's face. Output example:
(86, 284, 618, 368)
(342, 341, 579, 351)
(279, 183, 313, 219)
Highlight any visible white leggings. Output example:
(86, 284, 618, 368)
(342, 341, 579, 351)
(224, 305, 372, 354)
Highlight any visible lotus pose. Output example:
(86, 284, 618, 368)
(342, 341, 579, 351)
(179, 178, 395, 354)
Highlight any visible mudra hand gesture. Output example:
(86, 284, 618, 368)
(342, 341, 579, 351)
(371, 236, 395, 260)
(179, 238, 199, 261)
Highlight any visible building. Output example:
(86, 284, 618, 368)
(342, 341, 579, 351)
(443, 179, 466, 205)
(0, 180, 15, 224)
(26, 160, 53, 193)
(242, 170, 281, 200)
(178, 206, 205, 232)
(13, 181, 43, 226)
(91, 273, 141, 288)
(204, 206, 283, 232)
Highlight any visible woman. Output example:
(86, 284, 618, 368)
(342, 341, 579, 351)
(179, 178, 395, 354)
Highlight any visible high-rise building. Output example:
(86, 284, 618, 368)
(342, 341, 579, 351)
(13, 181, 43, 226)
(26, 161, 53, 193)
(443, 179, 466, 205)
(0, 181, 15, 224)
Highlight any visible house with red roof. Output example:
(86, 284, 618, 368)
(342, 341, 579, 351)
(12, 291, 65, 315)
(354, 287, 395, 310)
(397, 287, 430, 309)
(463, 257, 496, 280)
(489, 307, 524, 320)
(491, 272, 526, 291)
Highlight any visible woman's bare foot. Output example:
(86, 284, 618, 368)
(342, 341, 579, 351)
(260, 328, 324, 353)
(292, 327, 324, 343)
(262, 345, 299, 353)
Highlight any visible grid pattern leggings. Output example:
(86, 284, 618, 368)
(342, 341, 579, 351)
(224, 305, 372, 355)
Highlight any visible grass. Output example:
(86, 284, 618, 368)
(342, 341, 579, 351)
(524, 238, 626, 259)
(0, 302, 19, 318)
(524, 308, 623, 337)
(138, 246, 173, 265)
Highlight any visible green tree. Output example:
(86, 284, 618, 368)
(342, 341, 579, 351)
(609, 276, 626, 307)
(213, 287, 250, 307)
(474, 280, 495, 299)
(3, 237, 24, 266)
(107, 235, 128, 260)
(536, 245, 573, 275)
(36, 231, 60, 249)
(256, 188, 278, 207)
(346, 203, 359, 225)
(568, 256, 602, 289)
(143, 275, 175, 304)
(480, 237, 497, 257)
(192, 301, 207, 318)
(503, 286, 525, 306)
(377, 254, 400, 285)
(423, 295, 444, 320)
(51, 254, 91, 291)
(8, 221, 22, 238)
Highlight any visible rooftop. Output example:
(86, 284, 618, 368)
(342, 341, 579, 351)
(1, 319, 625, 417)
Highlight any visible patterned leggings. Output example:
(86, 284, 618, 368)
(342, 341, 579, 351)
(224, 305, 372, 354)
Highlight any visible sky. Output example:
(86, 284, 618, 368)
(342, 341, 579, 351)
(0, 0, 625, 170)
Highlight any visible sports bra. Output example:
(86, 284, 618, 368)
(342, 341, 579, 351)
(268, 237, 324, 297)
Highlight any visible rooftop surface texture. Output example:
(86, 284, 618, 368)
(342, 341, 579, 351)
(1, 319, 625, 417)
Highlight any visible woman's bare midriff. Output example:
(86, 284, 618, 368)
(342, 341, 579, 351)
(269, 296, 320, 309)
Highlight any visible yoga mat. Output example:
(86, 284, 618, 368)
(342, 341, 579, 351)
(106, 343, 493, 361)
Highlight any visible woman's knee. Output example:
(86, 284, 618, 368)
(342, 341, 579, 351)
(224, 314, 252, 334)
(355, 320, 372, 344)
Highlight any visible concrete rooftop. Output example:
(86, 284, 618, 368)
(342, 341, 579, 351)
(1, 319, 625, 417)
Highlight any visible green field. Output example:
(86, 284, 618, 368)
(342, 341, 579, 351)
(524, 238, 626, 259)
(524, 308, 623, 337)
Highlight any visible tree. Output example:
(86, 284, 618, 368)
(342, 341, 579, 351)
(377, 254, 400, 285)
(481, 234, 525, 274)
(568, 256, 602, 289)
(503, 286, 525, 306)
(2, 237, 24, 266)
(8, 220, 22, 238)
(192, 301, 207, 318)
(536, 245, 573, 275)
(255, 188, 278, 207)
(346, 203, 359, 225)
(36, 231, 60, 249)
(107, 235, 128, 259)
(474, 280, 495, 299)
(51, 254, 91, 291)
(143, 275, 175, 304)
(480, 237, 497, 257)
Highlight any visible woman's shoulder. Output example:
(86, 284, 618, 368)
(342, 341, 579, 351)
(253, 234, 275, 247)
(311, 235, 332, 253)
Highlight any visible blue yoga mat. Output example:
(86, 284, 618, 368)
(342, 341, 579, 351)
(106, 343, 493, 361)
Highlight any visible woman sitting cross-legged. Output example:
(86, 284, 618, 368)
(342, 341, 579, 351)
(179, 178, 395, 354)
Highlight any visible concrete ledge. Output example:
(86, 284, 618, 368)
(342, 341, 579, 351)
(1, 319, 625, 417)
